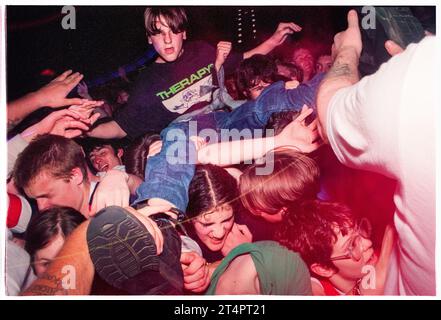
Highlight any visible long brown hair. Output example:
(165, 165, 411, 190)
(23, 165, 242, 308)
(239, 148, 320, 217)
(187, 164, 240, 221)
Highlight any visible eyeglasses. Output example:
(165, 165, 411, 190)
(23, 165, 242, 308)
(330, 218, 372, 262)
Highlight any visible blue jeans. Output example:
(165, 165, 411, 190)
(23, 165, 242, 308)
(134, 73, 324, 213)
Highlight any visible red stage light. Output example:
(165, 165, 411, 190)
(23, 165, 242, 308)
(40, 68, 55, 76)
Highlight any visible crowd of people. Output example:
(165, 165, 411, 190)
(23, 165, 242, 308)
(6, 7, 436, 296)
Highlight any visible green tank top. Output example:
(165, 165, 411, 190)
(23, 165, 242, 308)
(206, 241, 312, 295)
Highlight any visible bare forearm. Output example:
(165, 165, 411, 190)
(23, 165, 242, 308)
(7, 92, 43, 131)
(243, 38, 277, 59)
(198, 136, 279, 166)
(87, 120, 127, 139)
(316, 48, 360, 142)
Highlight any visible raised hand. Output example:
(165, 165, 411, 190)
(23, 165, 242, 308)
(35, 70, 85, 108)
(331, 10, 362, 59)
(221, 223, 252, 256)
(68, 99, 104, 120)
(276, 105, 322, 153)
(8, 70, 89, 131)
(20, 107, 100, 142)
(269, 22, 302, 47)
(51, 112, 100, 139)
(215, 41, 232, 71)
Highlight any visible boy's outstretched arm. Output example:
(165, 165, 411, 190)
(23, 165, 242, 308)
(243, 22, 302, 59)
(8, 70, 86, 131)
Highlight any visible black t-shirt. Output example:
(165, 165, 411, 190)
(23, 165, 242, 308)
(115, 41, 242, 140)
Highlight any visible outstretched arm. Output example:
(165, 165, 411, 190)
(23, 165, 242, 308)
(244, 22, 302, 59)
(197, 106, 320, 166)
(316, 10, 362, 142)
(20, 101, 102, 142)
(86, 120, 128, 139)
(8, 102, 101, 177)
(8, 70, 85, 131)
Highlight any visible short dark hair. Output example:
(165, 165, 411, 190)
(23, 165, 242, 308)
(81, 138, 124, 158)
(275, 200, 355, 271)
(187, 164, 240, 220)
(123, 132, 161, 179)
(144, 7, 188, 36)
(265, 110, 301, 136)
(275, 60, 304, 83)
(13, 134, 88, 190)
(236, 54, 278, 98)
(25, 206, 86, 258)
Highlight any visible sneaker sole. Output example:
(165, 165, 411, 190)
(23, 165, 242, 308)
(87, 206, 161, 293)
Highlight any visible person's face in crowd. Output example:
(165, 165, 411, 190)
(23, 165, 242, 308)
(324, 221, 377, 282)
(33, 234, 65, 277)
(292, 48, 315, 79)
(89, 145, 123, 172)
(148, 15, 187, 63)
(246, 80, 271, 100)
(193, 204, 235, 252)
(117, 90, 129, 105)
(316, 55, 333, 73)
(24, 169, 86, 213)
(225, 77, 240, 100)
